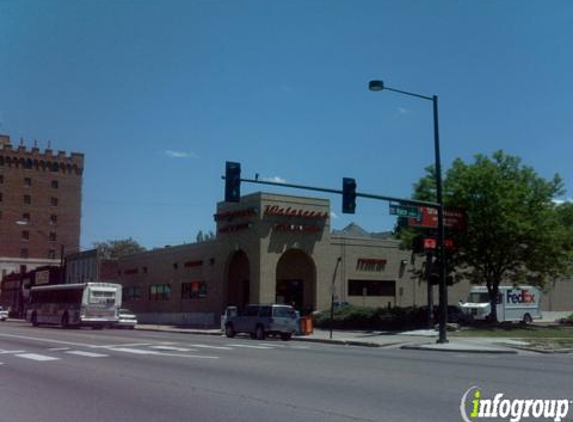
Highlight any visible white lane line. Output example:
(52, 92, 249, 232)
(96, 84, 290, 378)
(112, 347, 158, 355)
(111, 347, 218, 359)
(66, 351, 109, 358)
(226, 344, 273, 350)
(0, 350, 26, 354)
(16, 353, 60, 362)
(0, 333, 95, 348)
(94, 343, 153, 349)
(0, 333, 155, 351)
(48, 347, 71, 352)
(153, 352, 219, 359)
(185, 344, 234, 351)
(149, 346, 195, 352)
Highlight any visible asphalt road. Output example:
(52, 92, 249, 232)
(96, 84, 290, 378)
(1, 321, 572, 422)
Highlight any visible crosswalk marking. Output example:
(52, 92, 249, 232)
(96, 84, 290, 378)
(66, 351, 109, 358)
(48, 347, 71, 352)
(16, 353, 60, 362)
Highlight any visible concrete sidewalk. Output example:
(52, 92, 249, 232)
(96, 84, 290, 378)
(134, 324, 520, 354)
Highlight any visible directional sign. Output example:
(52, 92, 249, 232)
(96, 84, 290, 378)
(406, 206, 467, 231)
(389, 204, 420, 219)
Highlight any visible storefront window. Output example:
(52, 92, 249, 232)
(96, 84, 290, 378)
(123, 286, 141, 301)
(149, 284, 171, 301)
(181, 281, 207, 299)
(348, 280, 396, 297)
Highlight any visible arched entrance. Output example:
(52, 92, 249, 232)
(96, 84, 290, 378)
(276, 249, 316, 312)
(226, 250, 251, 309)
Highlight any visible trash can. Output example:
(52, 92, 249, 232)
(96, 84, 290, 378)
(299, 316, 313, 335)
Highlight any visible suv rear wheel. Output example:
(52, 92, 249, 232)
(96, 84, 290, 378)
(280, 332, 292, 341)
(255, 325, 265, 340)
(61, 313, 69, 328)
(225, 324, 235, 338)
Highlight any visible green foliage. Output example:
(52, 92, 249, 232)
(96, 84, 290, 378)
(196, 230, 216, 243)
(408, 151, 572, 321)
(312, 305, 427, 330)
(560, 314, 573, 325)
(92, 238, 146, 259)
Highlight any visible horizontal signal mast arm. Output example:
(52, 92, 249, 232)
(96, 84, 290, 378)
(221, 175, 440, 209)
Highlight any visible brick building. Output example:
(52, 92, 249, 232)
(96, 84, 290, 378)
(0, 134, 84, 278)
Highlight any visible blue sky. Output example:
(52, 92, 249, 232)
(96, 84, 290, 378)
(1, 0, 571, 250)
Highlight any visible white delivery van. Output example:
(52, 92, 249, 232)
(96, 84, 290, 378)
(459, 285, 542, 323)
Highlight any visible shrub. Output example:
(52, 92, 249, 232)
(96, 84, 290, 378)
(559, 314, 573, 326)
(312, 305, 428, 331)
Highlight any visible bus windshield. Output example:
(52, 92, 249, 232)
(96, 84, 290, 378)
(89, 290, 117, 305)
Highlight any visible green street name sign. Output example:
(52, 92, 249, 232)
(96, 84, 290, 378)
(389, 204, 420, 218)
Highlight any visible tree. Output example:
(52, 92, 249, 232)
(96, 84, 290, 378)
(93, 238, 146, 259)
(409, 151, 571, 321)
(196, 230, 215, 243)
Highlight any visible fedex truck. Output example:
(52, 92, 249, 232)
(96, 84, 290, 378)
(459, 285, 542, 323)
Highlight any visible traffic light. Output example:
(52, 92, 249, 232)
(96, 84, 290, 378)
(342, 177, 356, 214)
(225, 161, 241, 202)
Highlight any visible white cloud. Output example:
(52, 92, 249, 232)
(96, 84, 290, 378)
(397, 107, 409, 114)
(553, 198, 573, 205)
(165, 150, 197, 159)
(262, 176, 286, 184)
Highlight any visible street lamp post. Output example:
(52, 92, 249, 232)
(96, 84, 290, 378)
(368, 80, 448, 343)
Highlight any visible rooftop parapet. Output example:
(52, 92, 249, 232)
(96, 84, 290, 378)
(0, 134, 84, 167)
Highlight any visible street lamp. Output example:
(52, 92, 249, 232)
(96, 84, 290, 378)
(368, 79, 449, 344)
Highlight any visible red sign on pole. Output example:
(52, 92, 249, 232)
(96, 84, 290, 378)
(424, 238, 437, 250)
(407, 207, 466, 230)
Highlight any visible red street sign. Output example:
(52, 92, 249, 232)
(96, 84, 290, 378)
(424, 238, 437, 249)
(424, 238, 454, 251)
(407, 206, 466, 230)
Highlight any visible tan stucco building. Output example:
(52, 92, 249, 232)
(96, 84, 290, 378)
(117, 192, 573, 326)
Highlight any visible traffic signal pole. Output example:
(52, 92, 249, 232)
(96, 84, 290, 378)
(432, 95, 449, 344)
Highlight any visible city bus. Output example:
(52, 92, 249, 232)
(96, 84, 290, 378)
(26, 283, 122, 329)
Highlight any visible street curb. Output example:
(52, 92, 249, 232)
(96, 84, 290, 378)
(400, 344, 518, 354)
(292, 337, 383, 348)
(134, 326, 405, 347)
(502, 345, 573, 355)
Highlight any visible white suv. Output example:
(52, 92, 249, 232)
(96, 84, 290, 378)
(224, 304, 298, 340)
(0, 306, 8, 321)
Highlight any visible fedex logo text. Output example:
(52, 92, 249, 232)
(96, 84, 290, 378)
(506, 290, 536, 304)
